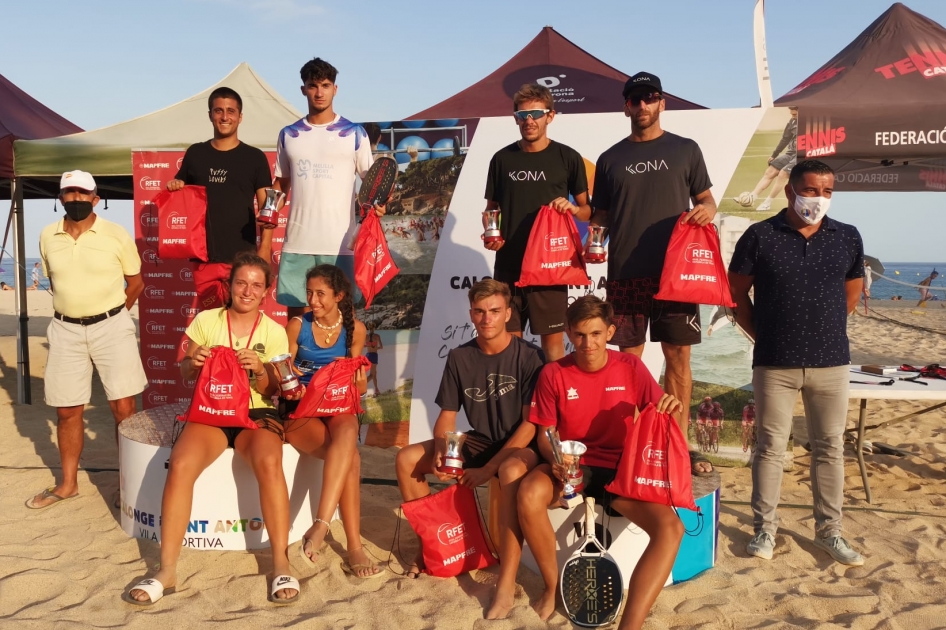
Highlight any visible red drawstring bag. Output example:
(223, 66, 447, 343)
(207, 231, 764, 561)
(289, 355, 371, 418)
(401, 484, 497, 577)
(354, 210, 399, 308)
(653, 213, 735, 307)
(177, 312, 260, 430)
(516, 206, 590, 287)
(606, 403, 698, 512)
(153, 185, 209, 261)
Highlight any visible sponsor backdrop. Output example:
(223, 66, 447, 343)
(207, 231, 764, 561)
(133, 150, 288, 409)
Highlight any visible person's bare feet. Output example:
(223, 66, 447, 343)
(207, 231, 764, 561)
(271, 557, 298, 600)
(345, 547, 381, 578)
(485, 586, 516, 619)
(405, 552, 425, 578)
(301, 519, 330, 564)
(532, 588, 557, 621)
(129, 567, 176, 603)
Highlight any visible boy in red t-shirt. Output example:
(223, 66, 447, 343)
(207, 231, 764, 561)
(519, 295, 684, 630)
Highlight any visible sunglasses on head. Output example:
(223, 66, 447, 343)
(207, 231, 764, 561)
(626, 92, 662, 106)
(513, 109, 550, 121)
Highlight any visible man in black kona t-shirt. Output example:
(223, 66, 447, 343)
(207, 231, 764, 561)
(589, 72, 717, 474)
(395, 279, 545, 619)
(167, 87, 273, 309)
(484, 83, 590, 362)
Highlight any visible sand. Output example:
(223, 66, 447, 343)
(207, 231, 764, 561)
(1, 292, 945, 629)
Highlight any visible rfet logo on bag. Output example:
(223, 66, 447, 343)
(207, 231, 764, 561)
(206, 376, 235, 401)
(684, 244, 714, 265)
(437, 521, 467, 546)
(544, 232, 571, 253)
(154, 186, 209, 261)
(642, 442, 666, 469)
(166, 211, 187, 230)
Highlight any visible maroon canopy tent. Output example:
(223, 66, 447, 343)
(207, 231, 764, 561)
(776, 2, 946, 192)
(0, 72, 82, 198)
(409, 26, 704, 119)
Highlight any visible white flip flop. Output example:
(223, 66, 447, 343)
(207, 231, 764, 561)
(269, 575, 300, 605)
(124, 578, 175, 606)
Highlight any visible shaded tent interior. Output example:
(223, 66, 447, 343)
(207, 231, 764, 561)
(409, 26, 705, 120)
(776, 2, 946, 192)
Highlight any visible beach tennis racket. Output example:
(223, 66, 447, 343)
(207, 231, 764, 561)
(560, 497, 623, 628)
(358, 156, 398, 216)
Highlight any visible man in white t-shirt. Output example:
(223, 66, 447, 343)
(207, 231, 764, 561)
(273, 57, 376, 316)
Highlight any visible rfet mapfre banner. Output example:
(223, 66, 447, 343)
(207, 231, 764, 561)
(133, 150, 287, 410)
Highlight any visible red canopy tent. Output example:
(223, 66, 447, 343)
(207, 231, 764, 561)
(409, 26, 704, 119)
(776, 2, 946, 192)
(1, 73, 82, 197)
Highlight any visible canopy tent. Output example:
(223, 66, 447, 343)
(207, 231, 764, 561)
(408, 26, 704, 119)
(13, 62, 302, 199)
(776, 2, 946, 192)
(0, 73, 82, 198)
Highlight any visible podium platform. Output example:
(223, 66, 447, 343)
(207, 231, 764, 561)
(118, 402, 336, 550)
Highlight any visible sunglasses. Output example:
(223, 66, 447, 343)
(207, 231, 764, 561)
(626, 92, 663, 106)
(513, 109, 550, 121)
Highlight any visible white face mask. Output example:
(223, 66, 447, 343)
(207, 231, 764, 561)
(792, 187, 831, 225)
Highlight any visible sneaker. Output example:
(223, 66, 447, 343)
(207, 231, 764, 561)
(756, 199, 771, 212)
(813, 535, 864, 566)
(746, 531, 775, 560)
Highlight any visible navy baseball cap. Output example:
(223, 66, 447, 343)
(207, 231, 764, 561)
(623, 72, 663, 98)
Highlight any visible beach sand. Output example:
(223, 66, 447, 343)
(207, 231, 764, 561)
(1, 292, 945, 629)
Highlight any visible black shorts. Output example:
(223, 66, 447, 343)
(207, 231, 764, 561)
(461, 430, 538, 469)
(579, 465, 622, 517)
(504, 282, 567, 336)
(173, 408, 285, 449)
(606, 277, 701, 348)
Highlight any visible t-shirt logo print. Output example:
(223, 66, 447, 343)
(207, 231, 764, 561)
(567, 387, 579, 400)
(208, 168, 227, 184)
(624, 159, 669, 175)
(464, 374, 517, 402)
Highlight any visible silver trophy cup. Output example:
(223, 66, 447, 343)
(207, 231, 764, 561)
(585, 225, 608, 263)
(560, 440, 587, 508)
(269, 353, 303, 398)
(439, 431, 466, 476)
(259, 188, 286, 227)
(482, 209, 502, 245)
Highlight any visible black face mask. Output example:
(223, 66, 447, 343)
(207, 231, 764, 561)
(63, 200, 94, 222)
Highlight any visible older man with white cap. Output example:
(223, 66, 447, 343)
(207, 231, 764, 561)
(26, 170, 148, 510)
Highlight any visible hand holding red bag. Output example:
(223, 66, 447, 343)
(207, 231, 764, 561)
(653, 212, 735, 307)
(354, 210, 399, 308)
(152, 185, 209, 261)
(177, 312, 262, 430)
(516, 206, 590, 287)
(288, 355, 371, 419)
(605, 403, 698, 512)
(401, 484, 497, 577)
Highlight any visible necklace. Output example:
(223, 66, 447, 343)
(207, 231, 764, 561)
(313, 312, 343, 344)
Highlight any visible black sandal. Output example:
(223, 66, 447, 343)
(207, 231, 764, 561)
(689, 450, 714, 477)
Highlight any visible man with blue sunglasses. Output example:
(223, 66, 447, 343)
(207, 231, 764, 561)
(483, 83, 591, 366)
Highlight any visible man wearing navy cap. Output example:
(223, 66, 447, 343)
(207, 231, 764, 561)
(588, 72, 717, 475)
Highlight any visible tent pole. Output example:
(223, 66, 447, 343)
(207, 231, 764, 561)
(12, 178, 31, 404)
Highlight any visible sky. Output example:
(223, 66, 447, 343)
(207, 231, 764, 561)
(3, 0, 946, 262)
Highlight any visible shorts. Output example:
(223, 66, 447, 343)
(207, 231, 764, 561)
(44, 308, 148, 407)
(504, 282, 567, 336)
(770, 154, 796, 172)
(461, 430, 538, 469)
(194, 262, 232, 311)
(174, 408, 285, 449)
(366, 352, 379, 365)
(696, 418, 708, 426)
(606, 277, 701, 348)
(711, 419, 721, 428)
(276, 253, 356, 308)
(579, 465, 621, 517)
